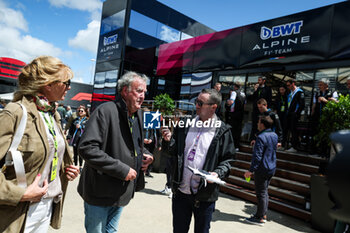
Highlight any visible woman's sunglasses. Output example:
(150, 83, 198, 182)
(62, 79, 71, 87)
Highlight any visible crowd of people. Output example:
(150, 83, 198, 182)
(0, 55, 349, 233)
(215, 75, 350, 158)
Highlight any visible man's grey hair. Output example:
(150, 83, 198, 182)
(117, 71, 149, 93)
(319, 78, 330, 86)
(201, 88, 222, 107)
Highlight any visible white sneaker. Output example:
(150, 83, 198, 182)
(286, 147, 297, 153)
(160, 186, 172, 195)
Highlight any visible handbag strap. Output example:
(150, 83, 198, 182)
(9, 104, 27, 151)
(6, 104, 28, 188)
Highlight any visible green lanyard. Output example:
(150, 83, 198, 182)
(41, 112, 58, 182)
(128, 115, 137, 157)
(280, 95, 285, 112)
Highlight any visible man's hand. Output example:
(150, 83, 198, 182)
(277, 142, 282, 148)
(250, 140, 256, 146)
(141, 154, 153, 171)
(254, 83, 259, 91)
(244, 171, 252, 179)
(125, 168, 137, 181)
(208, 172, 218, 184)
(144, 138, 152, 144)
(20, 174, 48, 203)
(227, 99, 233, 106)
(161, 127, 171, 142)
(65, 165, 80, 181)
(318, 96, 327, 103)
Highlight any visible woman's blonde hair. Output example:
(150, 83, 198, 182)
(13, 56, 73, 101)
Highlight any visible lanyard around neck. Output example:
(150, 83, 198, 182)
(288, 88, 299, 107)
(193, 128, 203, 150)
(128, 115, 137, 157)
(41, 112, 59, 182)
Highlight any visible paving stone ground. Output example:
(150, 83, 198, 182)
(49, 172, 319, 233)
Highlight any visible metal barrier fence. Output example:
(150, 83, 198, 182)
(142, 100, 196, 116)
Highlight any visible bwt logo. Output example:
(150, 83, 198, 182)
(260, 20, 303, 40)
(143, 110, 161, 129)
(103, 34, 118, 46)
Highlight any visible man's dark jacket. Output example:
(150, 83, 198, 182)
(253, 85, 272, 108)
(78, 98, 150, 207)
(165, 119, 235, 202)
(251, 110, 283, 143)
(287, 88, 305, 116)
(249, 129, 278, 176)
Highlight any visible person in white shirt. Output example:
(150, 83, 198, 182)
(162, 88, 235, 233)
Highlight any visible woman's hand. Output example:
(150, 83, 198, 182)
(65, 165, 80, 181)
(20, 174, 48, 202)
(76, 124, 80, 129)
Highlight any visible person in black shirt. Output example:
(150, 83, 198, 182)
(250, 98, 282, 147)
(284, 79, 305, 152)
(250, 76, 272, 142)
(346, 77, 350, 96)
(274, 85, 289, 134)
(213, 82, 223, 119)
(225, 83, 246, 151)
(311, 78, 338, 156)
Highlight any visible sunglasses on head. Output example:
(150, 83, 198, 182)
(195, 98, 215, 107)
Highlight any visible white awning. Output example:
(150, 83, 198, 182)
(0, 92, 14, 101)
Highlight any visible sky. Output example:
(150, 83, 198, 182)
(0, 0, 346, 84)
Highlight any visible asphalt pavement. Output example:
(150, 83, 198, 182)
(48, 172, 319, 233)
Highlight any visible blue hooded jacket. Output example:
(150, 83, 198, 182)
(249, 128, 278, 175)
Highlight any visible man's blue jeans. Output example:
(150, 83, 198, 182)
(84, 202, 123, 233)
(254, 171, 273, 218)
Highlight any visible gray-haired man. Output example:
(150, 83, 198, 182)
(78, 71, 153, 232)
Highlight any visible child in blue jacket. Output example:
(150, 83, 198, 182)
(244, 115, 278, 225)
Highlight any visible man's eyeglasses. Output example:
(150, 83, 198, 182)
(195, 98, 215, 107)
(62, 79, 71, 87)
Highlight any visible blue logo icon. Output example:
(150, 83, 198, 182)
(104, 34, 118, 46)
(143, 110, 161, 129)
(260, 20, 303, 40)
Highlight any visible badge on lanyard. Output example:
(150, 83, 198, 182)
(50, 155, 58, 181)
(188, 149, 196, 161)
(187, 128, 202, 161)
(41, 112, 59, 182)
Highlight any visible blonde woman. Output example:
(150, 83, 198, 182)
(0, 56, 80, 233)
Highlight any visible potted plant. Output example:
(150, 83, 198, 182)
(152, 93, 175, 172)
(153, 93, 175, 117)
(315, 95, 350, 156)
